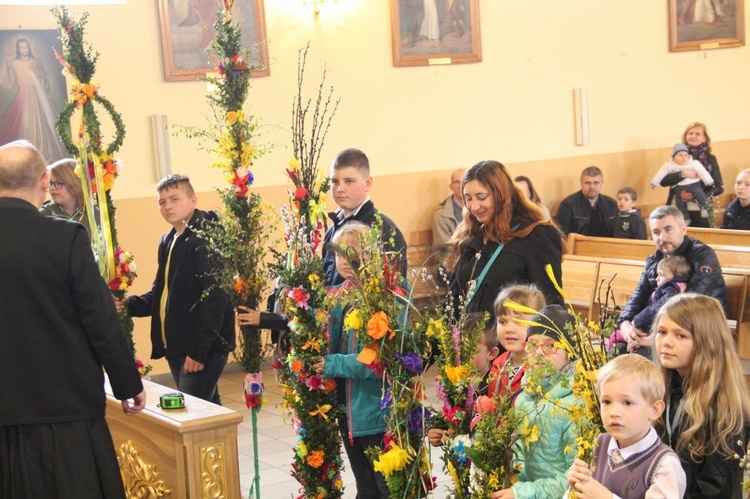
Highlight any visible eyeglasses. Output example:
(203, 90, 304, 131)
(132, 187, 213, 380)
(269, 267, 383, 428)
(49, 181, 66, 190)
(525, 339, 559, 355)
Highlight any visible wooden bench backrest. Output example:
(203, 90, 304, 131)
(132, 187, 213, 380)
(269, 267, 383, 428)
(687, 227, 750, 247)
(563, 252, 750, 358)
(566, 233, 750, 270)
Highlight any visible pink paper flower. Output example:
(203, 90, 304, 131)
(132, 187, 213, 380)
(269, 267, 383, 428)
(287, 286, 311, 309)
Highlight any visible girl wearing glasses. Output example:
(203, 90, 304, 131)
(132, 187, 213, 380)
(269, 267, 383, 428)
(491, 304, 583, 499)
(40, 158, 97, 237)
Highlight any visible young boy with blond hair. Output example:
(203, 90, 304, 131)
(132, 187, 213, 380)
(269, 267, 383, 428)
(566, 355, 686, 498)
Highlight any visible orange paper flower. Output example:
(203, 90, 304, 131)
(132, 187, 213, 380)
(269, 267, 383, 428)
(357, 346, 379, 365)
(367, 311, 392, 340)
(306, 449, 325, 468)
(291, 359, 303, 373)
(233, 276, 248, 296)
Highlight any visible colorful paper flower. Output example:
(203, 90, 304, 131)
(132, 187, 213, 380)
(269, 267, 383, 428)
(288, 286, 311, 309)
(367, 311, 391, 340)
(344, 309, 363, 330)
(306, 450, 325, 469)
(394, 352, 423, 373)
(372, 443, 413, 478)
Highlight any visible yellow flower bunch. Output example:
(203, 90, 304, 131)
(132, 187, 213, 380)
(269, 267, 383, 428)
(218, 132, 239, 163)
(343, 309, 363, 330)
(424, 318, 445, 339)
(226, 109, 244, 125)
(239, 143, 257, 168)
(373, 443, 414, 478)
(518, 418, 540, 450)
(308, 273, 321, 289)
(445, 365, 469, 384)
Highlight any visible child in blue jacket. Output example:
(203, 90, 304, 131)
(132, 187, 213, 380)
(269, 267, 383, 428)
(314, 221, 391, 499)
(491, 304, 583, 499)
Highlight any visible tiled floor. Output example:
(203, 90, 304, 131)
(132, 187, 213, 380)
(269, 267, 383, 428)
(161, 362, 455, 498)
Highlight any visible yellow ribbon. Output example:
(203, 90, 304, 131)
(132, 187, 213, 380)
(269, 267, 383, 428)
(77, 135, 116, 282)
(309, 404, 332, 419)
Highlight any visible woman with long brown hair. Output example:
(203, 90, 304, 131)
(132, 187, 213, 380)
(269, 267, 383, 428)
(444, 160, 564, 325)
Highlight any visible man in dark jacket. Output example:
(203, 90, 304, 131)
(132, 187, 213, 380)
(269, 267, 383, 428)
(322, 148, 407, 286)
(0, 140, 145, 497)
(618, 205, 726, 354)
(556, 166, 618, 237)
(121, 174, 235, 405)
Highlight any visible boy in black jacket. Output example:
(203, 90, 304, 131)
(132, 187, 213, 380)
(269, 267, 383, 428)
(118, 174, 235, 404)
(609, 187, 647, 240)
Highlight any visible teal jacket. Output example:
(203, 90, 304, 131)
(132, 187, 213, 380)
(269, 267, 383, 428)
(512, 364, 581, 499)
(323, 303, 388, 440)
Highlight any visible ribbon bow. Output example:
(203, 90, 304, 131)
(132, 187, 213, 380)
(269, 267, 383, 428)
(309, 404, 332, 419)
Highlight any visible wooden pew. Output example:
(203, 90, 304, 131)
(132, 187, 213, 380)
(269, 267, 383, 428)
(105, 377, 243, 498)
(566, 233, 750, 270)
(687, 226, 750, 247)
(561, 254, 750, 358)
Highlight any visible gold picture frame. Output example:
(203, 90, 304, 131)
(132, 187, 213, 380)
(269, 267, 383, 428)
(390, 0, 481, 67)
(157, 0, 269, 81)
(669, 0, 745, 51)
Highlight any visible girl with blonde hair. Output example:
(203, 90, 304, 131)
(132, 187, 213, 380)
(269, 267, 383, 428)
(444, 160, 564, 321)
(653, 292, 750, 497)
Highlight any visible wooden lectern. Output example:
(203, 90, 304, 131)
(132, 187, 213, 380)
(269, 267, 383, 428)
(105, 376, 243, 498)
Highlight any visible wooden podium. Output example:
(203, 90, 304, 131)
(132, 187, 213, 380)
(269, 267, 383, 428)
(104, 376, 243, 498)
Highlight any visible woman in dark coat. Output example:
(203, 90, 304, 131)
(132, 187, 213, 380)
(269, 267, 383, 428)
(660, 122, 724, 227)
(444, 160, 564, 333)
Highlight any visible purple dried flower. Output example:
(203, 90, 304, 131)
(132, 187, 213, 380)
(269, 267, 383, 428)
(407, 405, 431, 433)
(380, 390, 392, 412)
(395, 352, 423, 373)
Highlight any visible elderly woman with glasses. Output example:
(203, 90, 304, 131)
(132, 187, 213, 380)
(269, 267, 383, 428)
(40, 158, 97, 237)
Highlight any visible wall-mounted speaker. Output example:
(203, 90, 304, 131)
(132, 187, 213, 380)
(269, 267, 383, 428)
(573, 88, 589, 146)
(151, 114, 172, 181)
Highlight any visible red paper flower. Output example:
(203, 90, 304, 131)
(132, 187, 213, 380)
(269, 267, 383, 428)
(442, 405, 466, 425)
(294, 186, 309, 200)
(305, 375, 323, 390)
(232, 170, 250, 197)
(244, 392, 261, 408)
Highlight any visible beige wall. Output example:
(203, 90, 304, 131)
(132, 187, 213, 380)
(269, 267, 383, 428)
(3, 1, 749, 373)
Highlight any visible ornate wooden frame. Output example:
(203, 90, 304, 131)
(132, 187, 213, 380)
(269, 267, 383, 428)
(669, 0, 745, 52)
(157, 0, 269, 81)
(390, 0, 481, 67)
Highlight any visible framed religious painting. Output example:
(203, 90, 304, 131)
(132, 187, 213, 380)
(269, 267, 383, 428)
(158, 0, 269, 81)
(390, 0, 482, 67)
(0, 29, 70, 164)
(669, 0, 745, 51)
